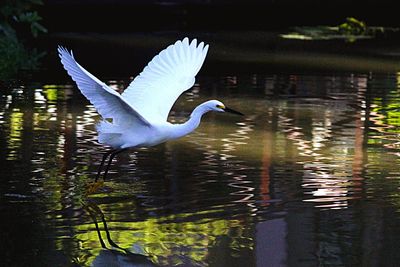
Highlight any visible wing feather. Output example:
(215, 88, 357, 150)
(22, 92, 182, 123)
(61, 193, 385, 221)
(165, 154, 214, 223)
(121, 38, 209, 123)
(58, 46, 151, 127)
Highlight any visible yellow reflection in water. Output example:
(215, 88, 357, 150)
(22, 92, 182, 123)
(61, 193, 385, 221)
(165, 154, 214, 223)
(7, 108, 23, 160)
(43, 85, 64, 99)
(75, 212, 244, 266)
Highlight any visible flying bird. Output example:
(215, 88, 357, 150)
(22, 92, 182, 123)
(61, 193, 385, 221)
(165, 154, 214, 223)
(58, 38, 243, 181)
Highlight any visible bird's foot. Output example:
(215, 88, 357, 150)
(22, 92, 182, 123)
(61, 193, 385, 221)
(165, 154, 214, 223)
(85, 181, 105, 196)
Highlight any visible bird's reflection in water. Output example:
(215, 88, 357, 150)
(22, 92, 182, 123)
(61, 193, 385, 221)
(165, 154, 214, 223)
(83, 201, 158, 267)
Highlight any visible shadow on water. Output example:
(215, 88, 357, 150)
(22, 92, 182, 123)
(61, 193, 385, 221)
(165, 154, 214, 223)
(36, 30, 400, 84)
(1, 71, 400, 266)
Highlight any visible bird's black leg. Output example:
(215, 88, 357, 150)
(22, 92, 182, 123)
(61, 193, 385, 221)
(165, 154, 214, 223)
(95, 150, 114, 182)
(102, 148, 128, 180)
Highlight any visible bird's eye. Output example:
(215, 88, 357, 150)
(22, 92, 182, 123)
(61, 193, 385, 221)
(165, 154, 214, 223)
(216, 104, 225, 109)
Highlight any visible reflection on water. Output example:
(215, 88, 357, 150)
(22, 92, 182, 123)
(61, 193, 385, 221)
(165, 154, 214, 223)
(1, 72, 400, 266)
(82, 200, 157, 266)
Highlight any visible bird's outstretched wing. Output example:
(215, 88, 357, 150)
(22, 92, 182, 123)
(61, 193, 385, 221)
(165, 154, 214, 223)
(58, 46, 151, 127)
(121, 38, 209, 123)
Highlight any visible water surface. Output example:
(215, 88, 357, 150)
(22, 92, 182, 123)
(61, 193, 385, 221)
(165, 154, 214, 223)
(1, 72, 400, 266)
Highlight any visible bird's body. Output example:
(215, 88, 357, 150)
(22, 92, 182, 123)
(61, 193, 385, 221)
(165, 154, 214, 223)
(58, 38, 242, 180)
(96, 99, 223, 149)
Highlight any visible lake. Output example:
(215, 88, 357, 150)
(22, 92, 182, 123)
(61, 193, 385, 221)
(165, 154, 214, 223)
(1, 71, 400, 266)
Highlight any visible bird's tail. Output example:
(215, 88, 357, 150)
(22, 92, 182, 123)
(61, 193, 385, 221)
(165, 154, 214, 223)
(96, 120, 123, 147)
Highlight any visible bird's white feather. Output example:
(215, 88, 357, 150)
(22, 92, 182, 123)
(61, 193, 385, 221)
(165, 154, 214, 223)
(121, 38, 209, 123)
(58, 46, 151, 128)
(58, 39, 242, 179)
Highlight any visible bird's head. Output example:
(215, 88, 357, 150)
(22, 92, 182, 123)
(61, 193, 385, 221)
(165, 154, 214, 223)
(205, 100, 244, 116)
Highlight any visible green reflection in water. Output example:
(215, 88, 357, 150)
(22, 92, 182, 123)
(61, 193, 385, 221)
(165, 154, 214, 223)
(74, 204, 246, 266)
(8, 108, 23, 160)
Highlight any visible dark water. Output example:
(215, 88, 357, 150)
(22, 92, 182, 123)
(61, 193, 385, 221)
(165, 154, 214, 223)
(1, 72, 400, 266)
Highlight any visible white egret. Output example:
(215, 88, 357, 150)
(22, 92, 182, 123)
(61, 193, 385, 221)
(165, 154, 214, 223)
(58, 38, 243, 181)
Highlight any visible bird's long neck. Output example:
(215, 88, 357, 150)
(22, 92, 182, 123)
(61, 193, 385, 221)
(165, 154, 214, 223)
(170, 103, 210, 139)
